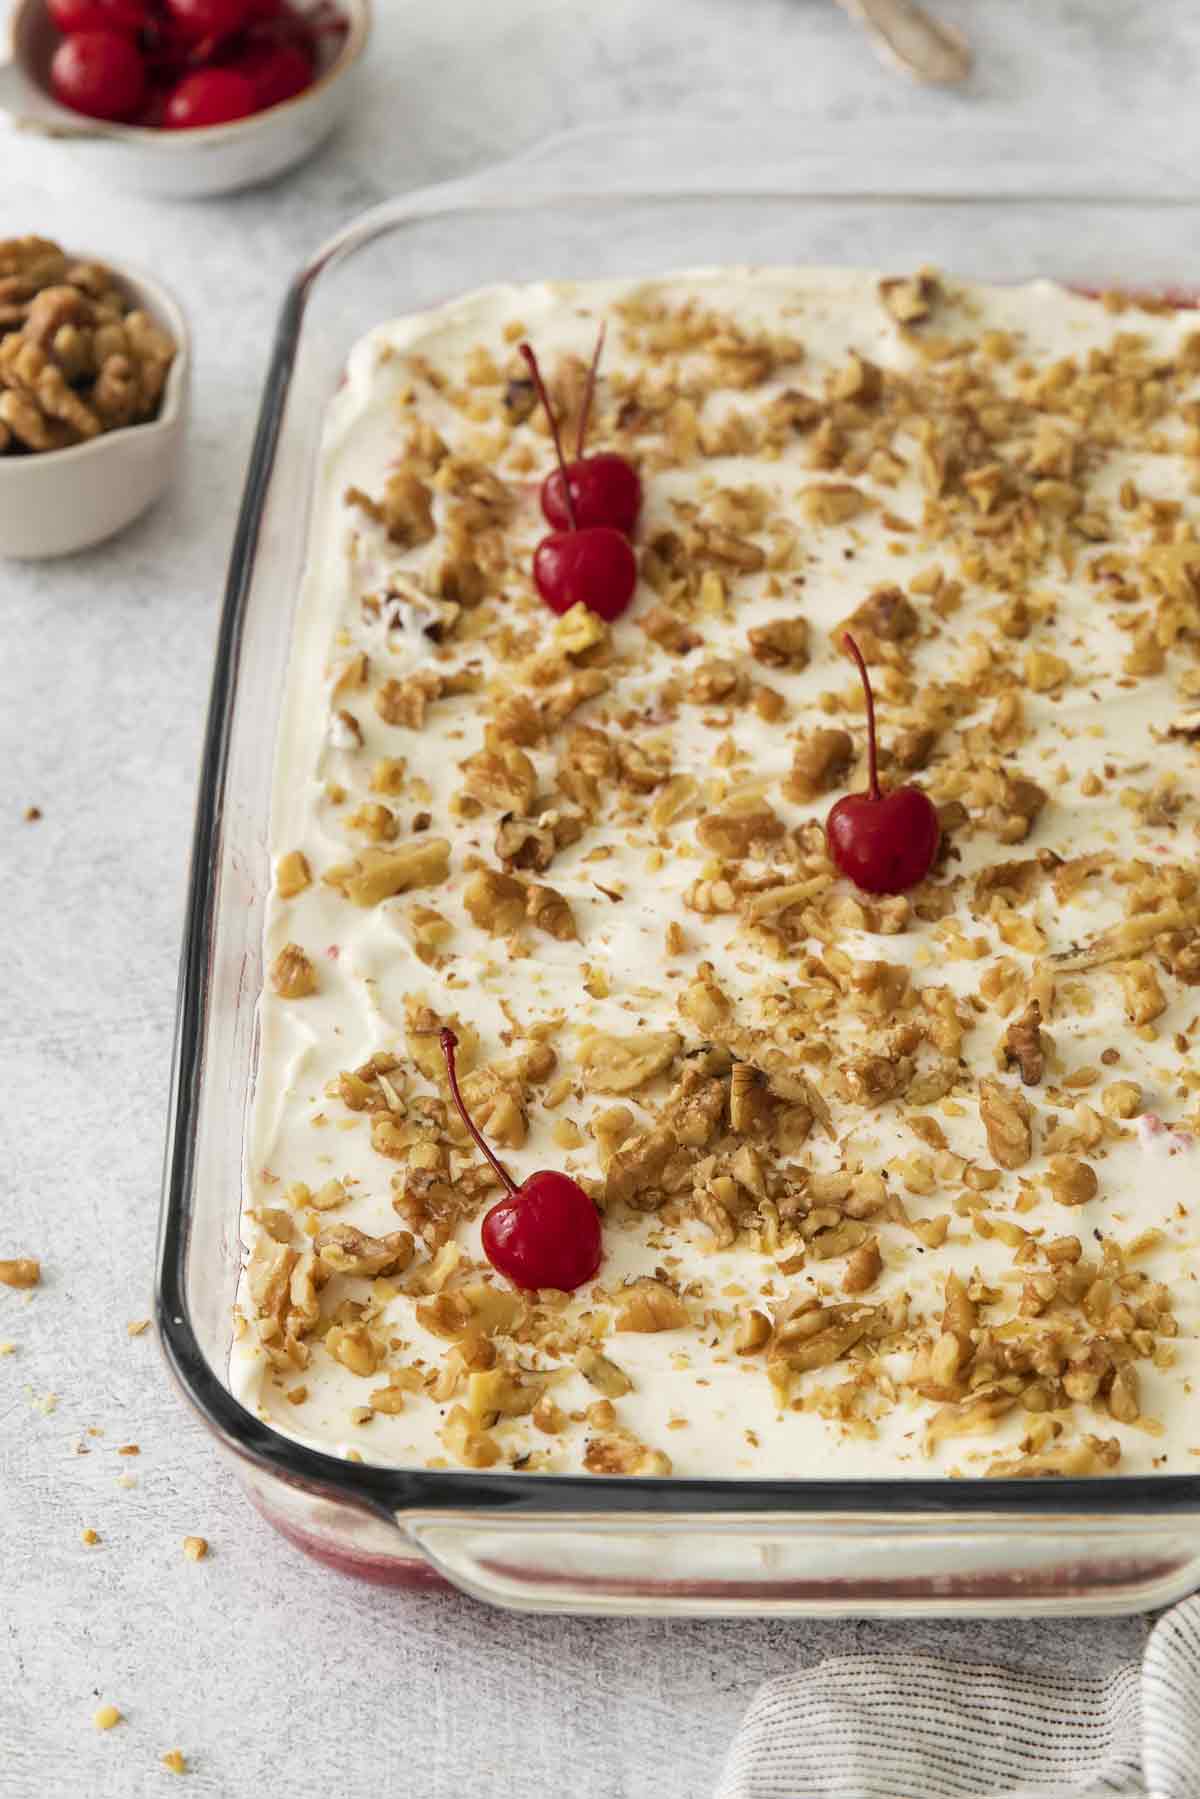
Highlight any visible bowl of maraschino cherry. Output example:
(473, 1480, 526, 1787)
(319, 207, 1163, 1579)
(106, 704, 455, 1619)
(0, 0, 369, 197)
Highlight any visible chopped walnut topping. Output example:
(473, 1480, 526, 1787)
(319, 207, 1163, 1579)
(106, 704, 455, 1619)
(686, 657, 744, 705)
(584, 1432, 671, 1476)
(831, 351, 882, 404)
(987, 774, 1047, 846)
(347, 468, 435, 546)
(577, 1031, 681, 1095)
(525, 881, 577, 941)
(326, 1322, 382, 1378)
(879, 269, 939, 323)
(316, 1224, 415, 1276)
(1001, 1000, 1045, 1085)
(464, 866, 526, 936)
(978, 1078, 1034, 1169)
(800, 483, 866, 526)
(495, 808, 584, 873)
(734, 1309, 772, 1354)
(784, 728, 854, 802)
(1043, 1156, 1099, 1208)
(696, 797, 784, 858)
(441, 1404, 500, 1468)
(276, 850, 311, 899)
(576, 1346, 634, 1397)
(614, 1280, 690, 1332)
(604, 1126, 678, 1207)
(986, 1436, 1121, 1479)
(1120, 960, 1166, 1027)
(329, 708, 363, 750)
(269, 943, 317, 999)
(462, 746, 538, 816)
(769, 1294, 896, 1381)
(836, 585, 918, 653)
(376, 671, 448, 730)
(842, 1238, 882, 1294)
(747, 614, 810, 669)
(679, 963, 732, 1033)
(324, 839, 450, 906)
(347, 802, 397, 844)
(641, 606, 702, 655)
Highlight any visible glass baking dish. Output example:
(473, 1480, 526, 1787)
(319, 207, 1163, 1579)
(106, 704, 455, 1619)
(156, 120, 1200, 1616)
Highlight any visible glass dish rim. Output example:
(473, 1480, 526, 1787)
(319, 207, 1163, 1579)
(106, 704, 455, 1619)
(156, 175, 1200, 1530)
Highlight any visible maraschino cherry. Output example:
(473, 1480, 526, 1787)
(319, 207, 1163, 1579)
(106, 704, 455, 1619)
(51, 27, 147, 120)
(519, 342, 638, 622)
(164, 0, 251, 42)
(539, 325, 642, 536)
(825, 632, 940, 895)
(440, 1029, 603, 1292)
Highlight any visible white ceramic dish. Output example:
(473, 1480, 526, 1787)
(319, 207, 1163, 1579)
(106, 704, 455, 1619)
(0, 0, 369, 199)
(0, 261, 189, 560)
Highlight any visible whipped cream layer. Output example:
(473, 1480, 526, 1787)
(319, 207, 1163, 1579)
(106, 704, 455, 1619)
(233, 269, 1200, 1480)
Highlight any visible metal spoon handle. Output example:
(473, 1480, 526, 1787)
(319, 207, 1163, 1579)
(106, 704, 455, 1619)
(835, 0, 972, 85)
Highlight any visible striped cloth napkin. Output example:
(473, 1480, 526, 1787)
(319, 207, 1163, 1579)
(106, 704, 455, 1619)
(717, 1597, 1200, 1799)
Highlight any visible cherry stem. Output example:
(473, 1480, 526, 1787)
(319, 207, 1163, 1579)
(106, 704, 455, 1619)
(439, 1028, 518, 1198)
(519, 341, 578, 533)
(842, 632, 881, 801)
(575, 322, 606, 459)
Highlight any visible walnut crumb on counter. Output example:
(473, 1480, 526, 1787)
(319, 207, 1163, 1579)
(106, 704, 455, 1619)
(0, 1258, 40, 1289)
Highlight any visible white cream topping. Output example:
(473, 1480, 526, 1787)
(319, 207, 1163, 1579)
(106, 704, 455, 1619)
(233, 269, 1200, 1480)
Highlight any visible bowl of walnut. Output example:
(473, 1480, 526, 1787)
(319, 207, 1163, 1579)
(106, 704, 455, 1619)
(0, 235, 188, 559)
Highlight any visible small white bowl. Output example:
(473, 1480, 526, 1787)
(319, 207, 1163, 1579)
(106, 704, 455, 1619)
(0, 262, 189, 560)
(0, 0, 370, 199)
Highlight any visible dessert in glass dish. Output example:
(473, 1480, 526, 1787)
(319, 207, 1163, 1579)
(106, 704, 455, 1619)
(233, 265, 1200, 1487)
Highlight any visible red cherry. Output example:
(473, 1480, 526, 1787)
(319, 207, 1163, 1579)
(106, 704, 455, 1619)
(825, 632, 940, 895)
(163, 66, 256, 126)
(47, 0, 148, 35)
(480, 1171, 604, 1293)
(519, 340, 639, 622)
(51, 29, 146, 121)
(440, 1030, 603, 1292)
(544, 453, 642, 536)
(228, 39, 314, 109)
(539, 325, 642, 534)
(164, 0, 251, 42)
(532, 528, 638, 622)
